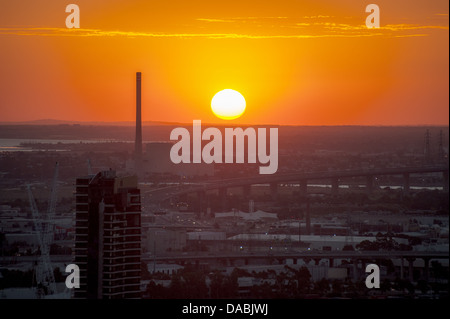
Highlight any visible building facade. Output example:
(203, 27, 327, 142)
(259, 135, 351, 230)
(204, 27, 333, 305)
(74, 170, 141, 299)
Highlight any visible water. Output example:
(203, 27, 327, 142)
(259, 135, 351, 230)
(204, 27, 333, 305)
(255, 183, 443, 191)
(0, 138, 120, 152)
(0, 139, 443, 191)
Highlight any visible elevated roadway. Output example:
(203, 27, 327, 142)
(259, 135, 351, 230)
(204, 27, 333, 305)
(145, 165, 448, 202)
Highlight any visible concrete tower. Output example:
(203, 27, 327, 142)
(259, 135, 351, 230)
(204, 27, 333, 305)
(135, 72, 143, 175)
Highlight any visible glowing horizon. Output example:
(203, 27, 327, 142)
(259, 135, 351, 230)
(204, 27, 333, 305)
(0, 0, 448, 126)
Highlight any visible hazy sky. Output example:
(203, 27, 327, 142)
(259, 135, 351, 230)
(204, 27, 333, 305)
(0, 0, 448, 125)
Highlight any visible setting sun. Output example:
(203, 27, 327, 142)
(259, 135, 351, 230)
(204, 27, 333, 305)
(0, 0, 448, 126)
(211, 89, 246, 120)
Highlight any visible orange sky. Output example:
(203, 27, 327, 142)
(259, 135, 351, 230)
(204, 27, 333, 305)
(0, 0, 448, 125)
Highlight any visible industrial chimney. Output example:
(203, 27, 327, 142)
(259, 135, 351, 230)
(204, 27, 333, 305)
(135, 72, 143, 174)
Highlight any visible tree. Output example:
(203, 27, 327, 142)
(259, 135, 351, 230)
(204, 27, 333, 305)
(313, 278, 330, 295)
(209, 270, 226, 298)
(168, 272, 185, 298)
(330, 280, 343, 297)
(416, 280, 430, 294)
(249, 282, 273, 299)
(173, 266, 209, 298)
(380, 278, 391, 293)
(393, 278, 414, 295)
(356, 240, 379, 251)
(141, 261, 151, 280)
(53, 267, 64, 282)
(145, 280, 169, 299)
(431, 261, 448, 280)
(0, 232, 6, 256)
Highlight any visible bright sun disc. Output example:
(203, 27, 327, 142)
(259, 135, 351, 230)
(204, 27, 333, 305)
(211, 89, 246, 120)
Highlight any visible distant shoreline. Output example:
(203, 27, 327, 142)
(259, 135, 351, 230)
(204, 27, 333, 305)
(0, 120, 448, 128)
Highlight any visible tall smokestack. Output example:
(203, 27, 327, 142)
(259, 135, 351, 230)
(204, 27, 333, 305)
(135, 72, 142, 174)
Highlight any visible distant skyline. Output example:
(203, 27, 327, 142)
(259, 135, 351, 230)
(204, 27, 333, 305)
(0, 0, 448, 125)
(0, 118, 449, 128)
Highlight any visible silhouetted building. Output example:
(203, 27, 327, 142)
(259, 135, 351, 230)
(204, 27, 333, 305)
(135, 72, 143, 175)
(141, 142, 215, 177)
(74, 170, 141, 299)
(438, 130, 447, 162)
(424, 129, 432, 164)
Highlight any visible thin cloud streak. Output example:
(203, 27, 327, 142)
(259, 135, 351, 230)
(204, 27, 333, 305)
(0, 27, 384, 38)
(293, 22, 448, 31)
(0, 24, 445, 39)
(196, 18, 234, 23)
(195, 16, 288, 23)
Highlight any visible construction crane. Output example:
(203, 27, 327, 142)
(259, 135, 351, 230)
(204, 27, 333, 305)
(44, 162, 59, 249)
(27, 162, 59, 298)
(87, 158, 93, 175)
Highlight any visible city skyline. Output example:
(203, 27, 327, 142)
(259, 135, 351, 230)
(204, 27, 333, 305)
(0, 0, 448, 126)
(0, 1, 449, 304)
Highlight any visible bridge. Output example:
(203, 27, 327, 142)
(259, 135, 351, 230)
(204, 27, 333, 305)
(3, 250, 447, 282)
(146, 250, 449, 282)
(150, 250, 449, 263)
(145, 165, 449, 203)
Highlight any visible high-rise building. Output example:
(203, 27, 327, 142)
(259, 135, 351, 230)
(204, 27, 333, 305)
(74, 170, 141, 299)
